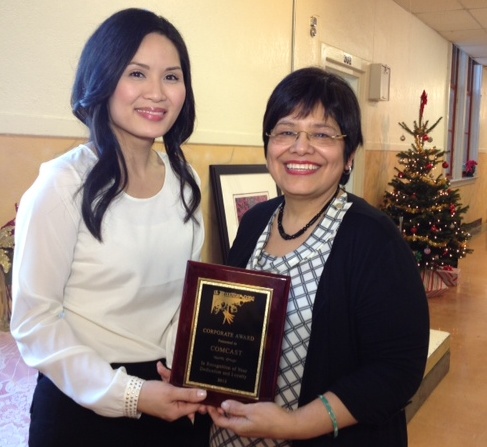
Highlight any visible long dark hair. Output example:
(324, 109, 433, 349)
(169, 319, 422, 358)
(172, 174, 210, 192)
(71, 8, 200, 240)
(262, 67, 364, 185)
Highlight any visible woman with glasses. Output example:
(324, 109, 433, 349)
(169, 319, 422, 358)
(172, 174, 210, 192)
(208, 67, 429, 446)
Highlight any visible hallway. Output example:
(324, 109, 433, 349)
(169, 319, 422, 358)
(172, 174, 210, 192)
(408, 227, 487, 446)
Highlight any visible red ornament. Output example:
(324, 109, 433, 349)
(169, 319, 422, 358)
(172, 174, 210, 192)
(442, 161, 449, 168)
(431, 225, 438, 233)
(423, 134, 429, 141)
(426, 163, 433, 170)
(411, 227, 418, 234)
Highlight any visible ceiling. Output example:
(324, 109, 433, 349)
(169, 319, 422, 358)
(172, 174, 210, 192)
(392, 0, 487, 65)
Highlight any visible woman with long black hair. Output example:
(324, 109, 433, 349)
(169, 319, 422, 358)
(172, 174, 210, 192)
(11, 9, 207, 446)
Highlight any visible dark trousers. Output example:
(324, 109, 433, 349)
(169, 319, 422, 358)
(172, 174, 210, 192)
(29, 360, 211, 447)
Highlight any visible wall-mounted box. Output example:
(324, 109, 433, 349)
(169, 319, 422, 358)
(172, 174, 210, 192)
(369, 63, 390, 101)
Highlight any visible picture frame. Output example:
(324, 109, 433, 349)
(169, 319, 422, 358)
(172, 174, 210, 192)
(210, 164, 280, 260)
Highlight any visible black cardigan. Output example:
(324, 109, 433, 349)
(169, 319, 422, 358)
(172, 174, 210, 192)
(226, 194, 430, 446)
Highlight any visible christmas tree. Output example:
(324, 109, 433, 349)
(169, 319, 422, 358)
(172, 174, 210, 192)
(381, 91, 472, 270)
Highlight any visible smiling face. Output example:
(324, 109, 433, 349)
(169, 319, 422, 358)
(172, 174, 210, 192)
(108, 32, 186, 148)
(266, 104, 353, 203)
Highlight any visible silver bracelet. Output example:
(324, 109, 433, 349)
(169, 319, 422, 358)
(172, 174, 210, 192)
(124, 376, 145, 418)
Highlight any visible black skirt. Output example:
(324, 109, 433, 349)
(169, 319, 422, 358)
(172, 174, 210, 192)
(28, 360, 211, 447)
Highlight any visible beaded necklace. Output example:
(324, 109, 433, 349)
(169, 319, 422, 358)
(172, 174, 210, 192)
(277, 189, 338, 240)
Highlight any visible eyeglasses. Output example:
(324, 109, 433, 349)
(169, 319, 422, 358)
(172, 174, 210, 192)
(266, 130, 346, 148)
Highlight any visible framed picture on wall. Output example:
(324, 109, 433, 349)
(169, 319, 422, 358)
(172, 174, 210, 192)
(210, 165, 280, 260)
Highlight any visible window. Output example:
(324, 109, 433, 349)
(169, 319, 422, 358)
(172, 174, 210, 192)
(446, 45, 481, 180)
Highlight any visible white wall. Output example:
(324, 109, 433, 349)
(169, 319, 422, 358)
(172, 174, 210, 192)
(1, 0, 451, 151)
(0, 0, 293, 146)
(293, 0, 450, 153)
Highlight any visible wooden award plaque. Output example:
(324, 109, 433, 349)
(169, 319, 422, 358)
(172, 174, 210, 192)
(170, 261, 291, 405)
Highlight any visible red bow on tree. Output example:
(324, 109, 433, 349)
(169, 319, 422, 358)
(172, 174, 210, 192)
(420, 90, 428, 120)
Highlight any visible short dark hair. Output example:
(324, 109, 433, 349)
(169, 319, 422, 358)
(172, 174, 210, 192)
(71, 9, 199, 240)
(263, 67, 363, 184)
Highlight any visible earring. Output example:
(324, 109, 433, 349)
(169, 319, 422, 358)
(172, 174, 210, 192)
(344, 165, 352, 175)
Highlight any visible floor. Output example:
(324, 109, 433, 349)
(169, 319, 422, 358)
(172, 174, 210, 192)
(408, 227, 487, 446)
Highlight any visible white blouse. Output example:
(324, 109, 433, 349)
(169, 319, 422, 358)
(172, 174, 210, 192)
(11, 144, 204, 417)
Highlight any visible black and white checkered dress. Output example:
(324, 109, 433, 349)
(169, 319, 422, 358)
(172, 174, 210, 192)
(210, 189, 351, 446)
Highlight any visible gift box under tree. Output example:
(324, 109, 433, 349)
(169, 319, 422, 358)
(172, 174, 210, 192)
(420, 267, 459, 297)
